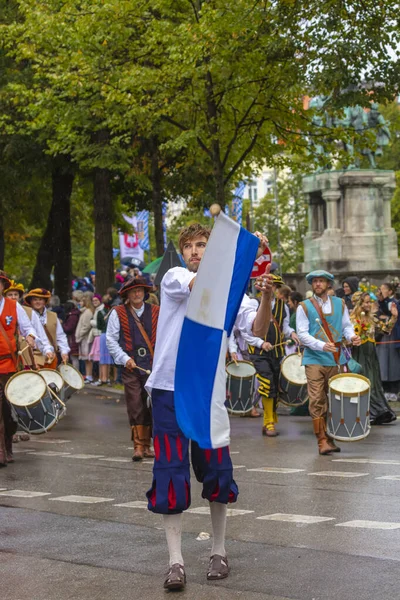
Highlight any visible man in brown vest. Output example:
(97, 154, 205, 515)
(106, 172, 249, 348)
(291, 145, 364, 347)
(106, 277, 160, 461)
(24, 288, 70, 368)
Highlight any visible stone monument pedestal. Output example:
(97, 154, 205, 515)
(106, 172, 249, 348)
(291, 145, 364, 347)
(302, 169, 400, 272)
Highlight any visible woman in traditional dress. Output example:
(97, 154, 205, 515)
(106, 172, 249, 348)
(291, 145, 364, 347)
(350, 292, 397, 425)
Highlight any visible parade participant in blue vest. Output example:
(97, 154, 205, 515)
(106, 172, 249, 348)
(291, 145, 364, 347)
(296, 270, 361, 455)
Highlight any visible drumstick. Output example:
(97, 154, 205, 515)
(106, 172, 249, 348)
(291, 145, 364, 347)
(18, 345, 30, 355)
(135, 365, 151, 375)
(315, 318, 331, 343)
(46, 384, 66, 408)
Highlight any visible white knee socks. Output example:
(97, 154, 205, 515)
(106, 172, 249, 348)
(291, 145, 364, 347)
(163, 513, 184, 566)
(209, 501, 227, 557)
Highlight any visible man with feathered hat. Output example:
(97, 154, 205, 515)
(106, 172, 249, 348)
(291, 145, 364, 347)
(0, 272, 38, 466)
(106, 277, 160, 461)
(24, 288, 70, 368)
(296, 270, 361, 455)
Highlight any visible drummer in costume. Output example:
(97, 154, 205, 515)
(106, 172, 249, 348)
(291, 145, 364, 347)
(145, 223, 273, 591)
(296, 270, 361, 455)
(0, 272, 38, 466)
(106, 277, 159, 461)
(246, 274, 300, 437)
(4, 281, 54, 368)
(24, 288, 70, 368)
(4, 280, 54, 443)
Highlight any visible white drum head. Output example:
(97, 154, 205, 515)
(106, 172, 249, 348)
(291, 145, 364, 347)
(281, 354, 307, 385)
(226, 361, 256, 378)
(330, 375, 370, 395)
(58, 364, 84, 390)
(5, 371, 47, 407)
(40, 369, 64, 391)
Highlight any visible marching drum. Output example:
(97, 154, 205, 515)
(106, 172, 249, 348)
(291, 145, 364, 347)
(278, 353, 308, 407)
(5, 370, 60, 434)
(225, 360, 256, 415)
(39, 368, 66, 419)
(327, 373, 371, 442)
(57, 363, 84, 402)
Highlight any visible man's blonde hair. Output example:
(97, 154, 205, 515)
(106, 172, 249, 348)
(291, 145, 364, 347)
(178, 223, 211, 254)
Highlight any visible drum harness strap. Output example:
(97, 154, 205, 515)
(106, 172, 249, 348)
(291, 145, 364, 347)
(130, 309, 154, 359)
(309, 298, 341, 366)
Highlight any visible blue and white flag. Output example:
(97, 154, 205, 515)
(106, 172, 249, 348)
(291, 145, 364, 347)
(174, 212, 259, 449)
(137, 210, 150, 251)
(232, 181, 245, 226)
(162, 202, 168, 250)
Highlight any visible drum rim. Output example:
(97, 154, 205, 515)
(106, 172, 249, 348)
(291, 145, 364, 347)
(57, 363, 85, 389)
(5, 370, 48, 407)
(279, 353, 307, 385)
(39, 368, 65, 389)
(225, 360, 256, 379)
(328, 372, 371, 394)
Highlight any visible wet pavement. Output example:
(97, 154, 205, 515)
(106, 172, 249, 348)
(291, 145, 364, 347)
(1, 390, 400, 600)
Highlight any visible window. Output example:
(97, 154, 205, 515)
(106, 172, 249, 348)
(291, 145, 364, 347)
(248, 180, 258, 202)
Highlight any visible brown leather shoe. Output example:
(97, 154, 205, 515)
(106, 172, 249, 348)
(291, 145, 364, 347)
(312, 417, 332, 455)
(132, 447, 144, 462)
(327, 437, 341, 452)
(143, 447, 155, 458)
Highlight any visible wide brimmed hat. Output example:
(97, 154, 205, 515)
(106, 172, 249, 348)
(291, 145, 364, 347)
(271, 274, 285, 286)
(306, 270, 335, 285)
(4, 280, 24, 297)
(118, 277, 152, 297)
(24, 288, 52, 305)
(0, 271, 11, 290)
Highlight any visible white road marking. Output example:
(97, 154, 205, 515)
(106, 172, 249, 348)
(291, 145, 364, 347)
(25, 451, 71, 457)
(99, 457, 132, 463)
(336, 520, 400, 530)
(113, 501, 148, 509)
(62, 454, 105, 460)
(257, 513, 335, 524)
(232, 465, 246, 469)
(0, 490, 51, 498)
(49, 495, 114, 504)
(333, 458, 400, 466)
(27, 438, 71, 444)
(308, 471, 368, 478)
(376, 475, 400, 481)
(230, 451, 240, 454)
(247, 467, 305, 474)
(186, 507, 254, 516)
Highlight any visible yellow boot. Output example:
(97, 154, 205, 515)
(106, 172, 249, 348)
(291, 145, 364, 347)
(262, 397, 278, 437)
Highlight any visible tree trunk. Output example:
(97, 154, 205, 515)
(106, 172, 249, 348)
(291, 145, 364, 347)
(205, 70, 226, 207)
(30, 157, 74, 296)
(52, 159, 74, 302)
(150, 139, 165, 257)
(93, 168, 114, 295)
(0, 197, 4, 270)
(30, 195, 56, 292)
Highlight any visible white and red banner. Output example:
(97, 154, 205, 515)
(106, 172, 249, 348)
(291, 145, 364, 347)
(119, 214, 144, 262)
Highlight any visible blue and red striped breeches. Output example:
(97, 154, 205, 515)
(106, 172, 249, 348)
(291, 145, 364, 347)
(146, 388, 238, 515)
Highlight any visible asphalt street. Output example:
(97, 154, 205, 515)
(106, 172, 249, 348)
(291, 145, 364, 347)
(1, 388, 400, 600)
